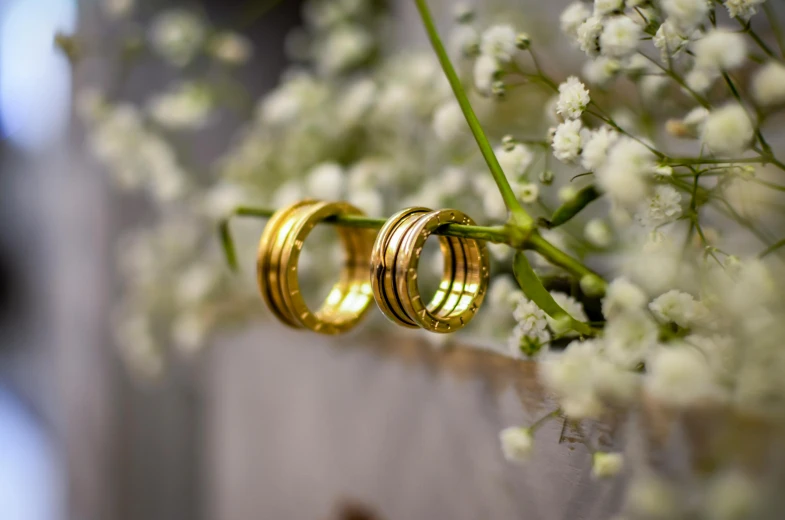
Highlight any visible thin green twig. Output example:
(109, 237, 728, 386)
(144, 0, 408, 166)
(412, 0, 533, 230)
(760, 237, 785, 258)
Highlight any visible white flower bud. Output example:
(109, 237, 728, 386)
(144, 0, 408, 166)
(701, 103, 754, 156)
(585, 218, 613, 247)
(556, 76, 591, 120)
(552, 119, 584, 163)
(662, 0, 709, 33)
(694, 29, 747, 72)
(480, 25, 518, 62)
(432, 100, 468, 143)
(752, 61, 785, 107)
(496, 143, 534, 177)
(473, 54, 500, 94)
(561, 2, 591, 39)
(592, 452, 624, 478)
(499, 427, 534, 463)
(600, 16, 642, 58)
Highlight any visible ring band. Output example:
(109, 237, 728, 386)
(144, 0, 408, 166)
(371, 207, 430, 328)
(370, 207, 489, 333)
(396, 209, 489, 333)
(256, 200, 375, 334)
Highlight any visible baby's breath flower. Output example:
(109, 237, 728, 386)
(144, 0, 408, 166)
(585, 218, 613, 247)
(602, 277, 647, 319)
(662, 0, 710, 32)
(645, 344, 726, 407)
(626, 475, 681, 519)
(496, 143, 534, 177)
(540, 339, 605, 418)
(581, 126, 618, 170)
(147, 82, 212, 130)
(653, 21, 693, 61)
(149, 9, 205, 67)
(635, 184, 682, 228)
(724, 0, 766, 21)
(595, 137, 654, 208)
(473, 54, 500, 94)
(594, 0, 624, 16)
(752, 61, 785, 107)
(577, 15, 604, 57)
(552, 119, 584, 163)
(499, 427, 534, 463)
(582, 56, 621, 85)
(604, 309, 659, 367)
(649, 290, 702, 327)
(693, 29, 747, 72)
(318, 24, 374, 74)
(208, 32, 252, 65)
(513, 295, 549, 337)
(453, 3, 474, 23)
(556, 76, 591, 120)
(508, 322, 551, 357)
(685, 67, 718, 93)
(547, 292, 588, 336)
(450, 25, 480, 57)
(592, 452, 624, 478)
(639, 74, 670, 101)
(306, 162, 345, 200)
(682, 106, 710, 135)
(480, 25, 518, 63)
(433, 100, 467, 143)
(701, 103, 754, 156)
(349, 188, 383, 216)
(561, 1, 592, 39)
(488, 276, 519, 308)
(599, 16, 642, 58)
(515, 182, 540, 203)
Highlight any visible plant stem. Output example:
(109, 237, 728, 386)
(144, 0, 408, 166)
(230, 206, 511, 241)
(759, 237, 785, 258)
(722, 72, 772, 154)
(738, 18, 779, 61)
(526, 232, 601, 282)
(412, 0, 534, 231)
(763, 3, 785, 58)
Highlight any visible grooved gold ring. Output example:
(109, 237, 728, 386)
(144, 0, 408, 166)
(256, 200, 375, 334)
(370, 207, 490, 333)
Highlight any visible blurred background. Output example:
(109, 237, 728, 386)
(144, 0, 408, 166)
(0, 1, 625, 519)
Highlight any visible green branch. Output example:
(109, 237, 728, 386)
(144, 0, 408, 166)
(413, 0, 534, 231)
(220, 206, 603, 281)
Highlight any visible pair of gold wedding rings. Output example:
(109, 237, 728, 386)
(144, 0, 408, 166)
(256, 200, 490, 335)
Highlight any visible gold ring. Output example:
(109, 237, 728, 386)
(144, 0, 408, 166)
(370, 207, 430, 328)
(395, 209, 490, 333)
(370, 207, 489, 333)
(256, 200, 375, 334)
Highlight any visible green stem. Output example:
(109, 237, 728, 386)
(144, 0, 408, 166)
(638, 52, 711, 108)
(526, 232, 601, 282)
(666, 157, 767, 166)
(759, 237, 785, 258)
(763, 3, 785, 58)
(738, 18, 779, 61)
(413, 0, 533, 230)
(529, 408, 561, 432)
(722, 72, 771, 154)
(221, 206, 602, 282)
